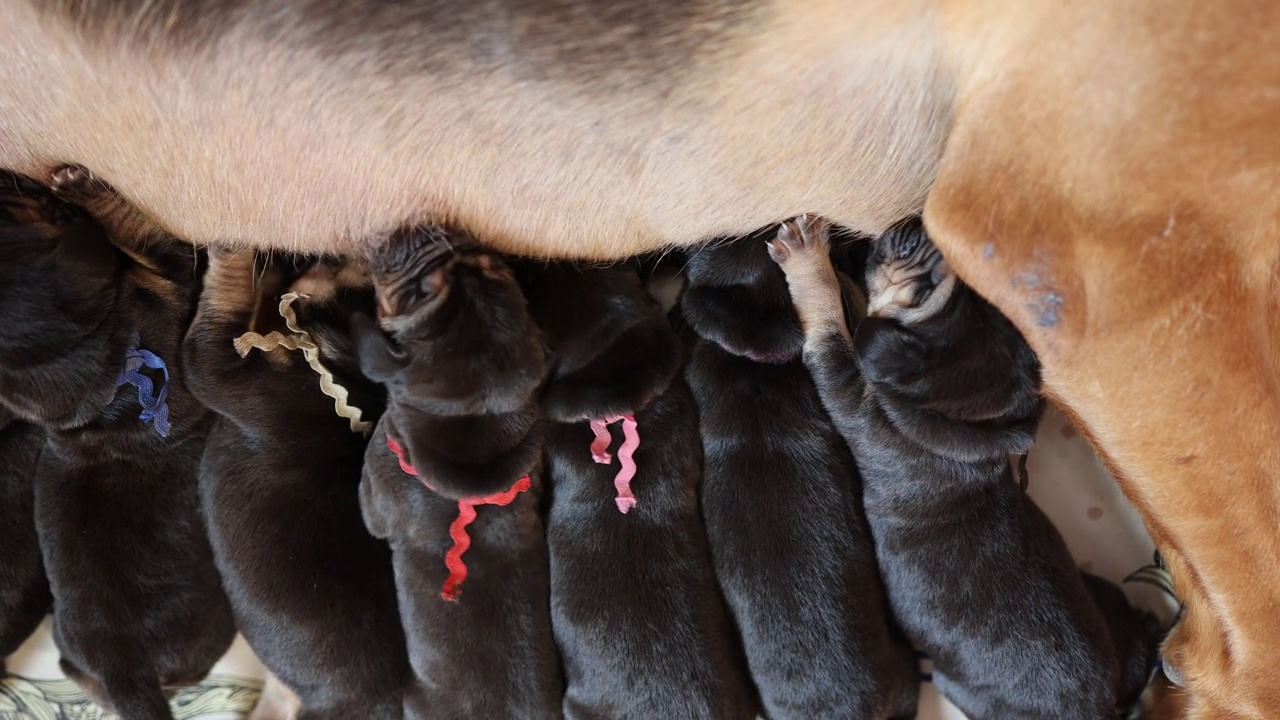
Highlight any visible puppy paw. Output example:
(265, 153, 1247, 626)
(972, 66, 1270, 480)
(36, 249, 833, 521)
(854, 315, 926, 388)
(769, 214, 845, 339)
(767, 213, 830, 266)
(49, 164, 109, 201)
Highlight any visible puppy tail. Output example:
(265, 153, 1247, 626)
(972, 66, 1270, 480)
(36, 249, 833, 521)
(106, 672, 175, 720)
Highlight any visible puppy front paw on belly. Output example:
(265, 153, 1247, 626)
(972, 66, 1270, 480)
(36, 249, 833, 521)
(853, 316, 929, 388)
(767, 213, 847, 340)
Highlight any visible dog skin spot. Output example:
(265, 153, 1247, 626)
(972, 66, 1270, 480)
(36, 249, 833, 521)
(1086, 506, 1104, 521)
(1175, 454, 1198, 465)
(1010, 258, 1066, 329)
(982, 243, 995, 259)
(1028, 292, 1063, 328)
(1059, 425, 1077, 440)
(1012, 271, 1041, 291)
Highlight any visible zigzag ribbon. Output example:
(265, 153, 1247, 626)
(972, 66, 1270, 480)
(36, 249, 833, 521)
(234, 292, 371, 435)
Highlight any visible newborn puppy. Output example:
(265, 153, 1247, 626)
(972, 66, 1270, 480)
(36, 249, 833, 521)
(182, 249, 410, 719)
(0, 169, 235, 720)
(355, 226, 549, 500)
(0, 411, 49, 671)
(769, 214, 1156, 719)
(514, 260, 757, 720)
(356, 226, 561, 719)
(678, 231, 919, 720)
(0, 171, 124, 426)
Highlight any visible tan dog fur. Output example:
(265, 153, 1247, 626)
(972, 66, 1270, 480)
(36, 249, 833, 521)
(1, 2, 1278, 716)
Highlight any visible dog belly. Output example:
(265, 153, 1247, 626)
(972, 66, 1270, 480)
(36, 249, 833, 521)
(0, 0, 949, 257)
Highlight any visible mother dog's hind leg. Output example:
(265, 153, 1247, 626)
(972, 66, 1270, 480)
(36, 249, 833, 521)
(926, 155, 1280, 720)
(925, 3, 1280, 714)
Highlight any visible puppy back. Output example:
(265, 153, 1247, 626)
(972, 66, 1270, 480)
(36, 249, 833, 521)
(515, 261, 680, 421)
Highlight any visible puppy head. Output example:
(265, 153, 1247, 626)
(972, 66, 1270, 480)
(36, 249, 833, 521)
(680, 227, 804, 363)
(0, 174, 124, 426)
(357, 225, 549, 414)
(866, 216, 957, 325)
(515, 261, 680, 421)
(285, 254, 379, 382)
(382, 410, 542, 501)
(368, 225, 474, 325)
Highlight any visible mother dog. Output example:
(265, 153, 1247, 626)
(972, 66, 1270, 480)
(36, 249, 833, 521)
(2, 2, 1277, 717)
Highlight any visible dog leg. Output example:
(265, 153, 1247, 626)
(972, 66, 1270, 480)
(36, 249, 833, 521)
(768, 215, 871, 448)
(767, 214, 850, 346)
(49, 164, 171, 253)
(928, 166, 1280, 720)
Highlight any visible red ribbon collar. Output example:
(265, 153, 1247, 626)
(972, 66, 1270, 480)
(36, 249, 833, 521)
(386, 435, 531, 602)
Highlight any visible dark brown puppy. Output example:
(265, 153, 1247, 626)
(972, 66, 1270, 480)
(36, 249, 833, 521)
(769, 215, 1156, 720)
(677, 230, 919, 720)
(355, 226, 550, 500)
(355, 227, 561, 719)
(182, 249, 410, 719)
(514, 260, 757, 720)
(0, 410, 49, 672)
(0, 169, 235, 720)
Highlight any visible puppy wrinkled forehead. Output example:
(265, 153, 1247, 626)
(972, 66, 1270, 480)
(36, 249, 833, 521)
(373, 225, 477, 277)
(876, 217, 930, 262)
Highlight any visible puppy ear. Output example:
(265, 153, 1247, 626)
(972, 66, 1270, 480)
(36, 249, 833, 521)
(54, 219, 118, 278)
(351, 312, 409, 384)
(854, 316, 927, 388)
(52, 219, 119, 302)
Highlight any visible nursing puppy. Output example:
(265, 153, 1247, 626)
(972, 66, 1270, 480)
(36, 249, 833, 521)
(9, 8, 1280, 710)
(182, 249, 410, 719)
(0, 169, 235, 720)
(678, 231, 918, 720)
(514, 260, 757, 719)
(768, 215, 1155, 719)
(0, 411, 49, 671)
(356, 226, 561, 719)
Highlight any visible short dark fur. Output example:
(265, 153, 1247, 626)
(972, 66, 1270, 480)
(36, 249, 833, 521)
(357, 227, 561, 719)
(773, 216, 1156, 719)
(514, 260, 757, 719)
(181, 250, 410, 719)
(678, 231, 919, 720)
(0, 173, 126, 428)
(0, 413, 50, 671)
(0, 169, 235, 720)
